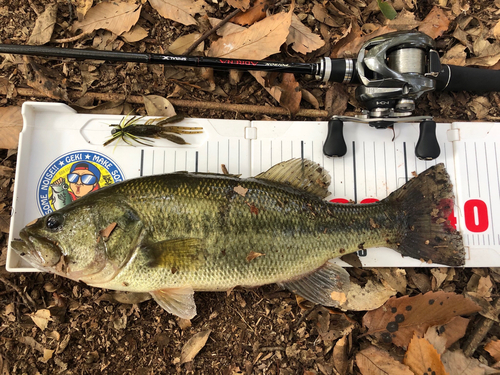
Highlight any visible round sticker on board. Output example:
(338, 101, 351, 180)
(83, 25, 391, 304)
(37, 151, 125, 215)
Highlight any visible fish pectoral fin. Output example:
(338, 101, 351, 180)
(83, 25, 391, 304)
(278, 260, 350, 307)
(150, 287, 196, 319)
(254, 158, 331, 198)
(143, 238, 204, 269)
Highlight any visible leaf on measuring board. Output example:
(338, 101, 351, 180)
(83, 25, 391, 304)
(403, 334, 448, 375)
(339, 279, 396, 312)
(28, 3, 58, 45)
(418, 6, 450, 39)
(148, 0, 207, 26)
(377, 0, 397, 20)
(442, 350, 499, 375)
(424, 316, 470, 354)
(208, 4, 293, 60)
(485, 340, 500, 362)
(362, 291, 481, 348)
(208, 17, 245, 37)
(356, 346, 414, 375)
(143, 95, 177, 117)
(0, 106, 23, 149)
(286, 13, 325, 54)
(168, 33, 203, 55)
(227, 0, 251, 11)
(180, 330, 211, 364)
(71, 1, 141, 36)
(279, 73, 301, 116)
(230, 0, 269, 26)
(121, 25, 149, 43)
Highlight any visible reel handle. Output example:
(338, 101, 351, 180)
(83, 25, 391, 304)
(415, 120, 440, 160)
(323, 119, 347, 157)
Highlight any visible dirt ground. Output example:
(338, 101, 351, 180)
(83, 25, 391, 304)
(1, 0, 500, 374)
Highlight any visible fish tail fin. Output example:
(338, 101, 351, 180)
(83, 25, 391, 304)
(385, 163, 465, 266)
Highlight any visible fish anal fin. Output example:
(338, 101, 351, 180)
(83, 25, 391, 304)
(255, 158, 331, 198)
(143, 238, 204, 270)
(150, 287, 196, 319)
(278, 260, 350, 307)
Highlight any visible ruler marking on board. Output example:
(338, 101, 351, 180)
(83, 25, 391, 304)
(195, 151, 199, 173)
(485, 143, 495, 246)
(301, 140, 304, 160)
(384, 142, 388, 196)
(363, 142, 367, 197)
(464, 143, 471, 197)
(403, 142, 408, 183)
(238, 139, 241, 175)
(475, 142, 481, 196)
(353, 141, 357, 203)
(206, 142, 209, 171)
(152, 150, 155, 173)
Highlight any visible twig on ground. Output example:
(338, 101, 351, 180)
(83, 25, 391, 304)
(183, 8, 242, 56)
(0, 86, 329, 118)
(462, 297, 500, 357)
(0, 276, 36, 311)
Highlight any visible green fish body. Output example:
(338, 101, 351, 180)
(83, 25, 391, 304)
(11, 159, 464, 318)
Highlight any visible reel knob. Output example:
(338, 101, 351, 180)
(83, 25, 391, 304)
(415, 120, 440, 160)
(323, 119, 347, 157)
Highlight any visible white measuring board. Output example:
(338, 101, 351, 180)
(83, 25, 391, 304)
(6, 102, 500, 271)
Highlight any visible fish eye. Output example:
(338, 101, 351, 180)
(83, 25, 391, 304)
(46, 213, 64, 231)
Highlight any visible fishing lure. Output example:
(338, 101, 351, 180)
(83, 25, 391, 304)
(103, 114, 203, 147)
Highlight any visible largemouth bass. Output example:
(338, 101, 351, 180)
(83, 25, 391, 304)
(11, 159, 464, 319)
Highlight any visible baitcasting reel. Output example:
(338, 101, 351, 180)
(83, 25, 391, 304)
(321, 31, 443, 160)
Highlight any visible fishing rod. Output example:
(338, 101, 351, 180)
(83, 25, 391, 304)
(2, 31, 500, 160)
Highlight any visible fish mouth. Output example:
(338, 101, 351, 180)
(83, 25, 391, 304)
(12, 229, 64, 270)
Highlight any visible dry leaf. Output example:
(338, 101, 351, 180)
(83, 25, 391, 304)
(230, 0, 269, 26)
(177, 318, 192, 330)
(312, 2, 338, 27)
(180, 330, 211, 364)
(363, 291, 481, 348)
(169, 33, 203, 55)
(208, 17, 245, 37)
(279, 73, 301, 115)
(250, 71, 282, 104)
(485, 340, 500, 362)
(25, 58, 69, 101)
(143, 95, 177, 117)
(39, 348, 55, 364)
(373, 268, 407, 295)
(72, 0, 93, 21)
(0, 106, 23, 149)
(442, 350, 499, 375)
(121, 25, 149, 43)
(301, 89, 320, 109)
(424, 316, 469, 354)
(71, 1, 141, 36)
(404, 334, 448, 375)
(356, 346, 413, 375)
(148, 0, 206, 26)
(227, 0, 250, 11)
(246, 251, 264, 262)
(431, 268, 448, 290)
(208, 6, 292, 60)
(286, 13, 325, 54)
(19, 336, 44, 353)
(333, 336, 349, 375)
(28, 3, 58, 45)
(441, 44, 467, 66)
(340, 279, 396, 311)
(29, 309, 52, 331)
(100, 222, 117, 241)
(418, 6, 450, 39)
(313, 308, 356, 344)
(325, 82, 349, 116)
(387, 8, 420, 31)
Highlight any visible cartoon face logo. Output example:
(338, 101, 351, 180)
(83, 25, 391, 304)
(37, 151, 125, 215)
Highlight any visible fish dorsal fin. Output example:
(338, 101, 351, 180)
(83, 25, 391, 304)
(278, 260, 350, 307)
(255, 159, 331, 198)
(150, 287, 197, 319)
